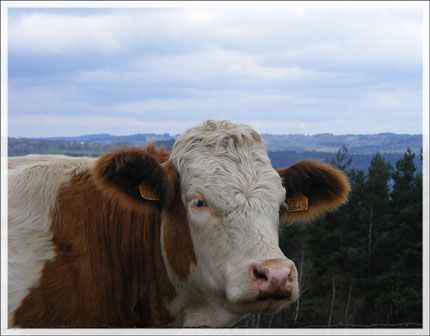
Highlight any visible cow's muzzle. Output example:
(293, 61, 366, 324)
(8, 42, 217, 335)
(248, 259, 298, 301)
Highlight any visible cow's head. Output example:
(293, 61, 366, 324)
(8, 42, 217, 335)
(93, 120, 350, 319)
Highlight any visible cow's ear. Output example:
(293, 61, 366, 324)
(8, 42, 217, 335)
(93, 147, 178, 208)
(277, 159, 350, 223)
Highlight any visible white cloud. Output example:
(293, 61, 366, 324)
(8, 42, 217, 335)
(75, 48, 339, 85)
(9, 13, 129, 54)
(75, 68, 119, 82)
(9, 8, 422, 66)
(364, 89, 422, 112)
(7, 7, 424, 136)
(8, 84, 422, 137)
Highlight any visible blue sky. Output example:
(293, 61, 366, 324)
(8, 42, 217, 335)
(7, 6, 423, 137)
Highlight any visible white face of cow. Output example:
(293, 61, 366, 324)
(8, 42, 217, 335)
(170, 121, 299, 314)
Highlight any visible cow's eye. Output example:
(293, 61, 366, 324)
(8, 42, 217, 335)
(193, 199, 208, 208)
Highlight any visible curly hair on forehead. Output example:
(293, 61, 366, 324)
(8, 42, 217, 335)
(171, 120, 264, 164)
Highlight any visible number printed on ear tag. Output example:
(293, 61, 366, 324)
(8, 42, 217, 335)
(138, 183, 160, 201)
(286, 193, 308, 212)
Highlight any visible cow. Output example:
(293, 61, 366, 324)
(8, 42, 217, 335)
(8, 120, 350, 328)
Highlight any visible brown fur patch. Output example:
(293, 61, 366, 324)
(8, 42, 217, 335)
(161, 160, 197, 281)
(13, 147, 177, 327)
(277, 159, 351, 223)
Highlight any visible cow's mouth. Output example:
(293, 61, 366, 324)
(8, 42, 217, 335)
(256, 292, 292, 301)
(248, 293, 293, 307)
(235, 297, 292, 315)
(230, 291, 295, 315)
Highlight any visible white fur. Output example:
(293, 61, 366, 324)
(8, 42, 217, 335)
(163, 120, 299, 327)
(8, 154, 79, 170)
(8, 155, 94, 325)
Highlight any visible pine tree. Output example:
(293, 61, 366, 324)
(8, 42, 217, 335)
(365, 152, 392, 277)
(385, 149, 422, 323)
(328, 144, 352, 171)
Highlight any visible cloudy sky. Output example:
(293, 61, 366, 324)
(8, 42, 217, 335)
(7, 5, 424, 137)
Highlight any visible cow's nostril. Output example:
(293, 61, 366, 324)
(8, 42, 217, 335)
(253, 268, 268, 281)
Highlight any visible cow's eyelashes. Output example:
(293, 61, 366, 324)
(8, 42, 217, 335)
(192, 199, 208, 208)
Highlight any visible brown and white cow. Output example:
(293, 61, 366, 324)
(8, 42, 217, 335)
(8, 120, 350, 328)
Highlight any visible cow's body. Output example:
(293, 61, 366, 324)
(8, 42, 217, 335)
(8, 120, 350, 328)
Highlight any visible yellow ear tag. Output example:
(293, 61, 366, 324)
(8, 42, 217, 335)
(138, 183, 160, 201)
(286, 193, 308, 212)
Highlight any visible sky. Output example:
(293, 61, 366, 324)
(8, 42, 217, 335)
(6, 5, 424, 137)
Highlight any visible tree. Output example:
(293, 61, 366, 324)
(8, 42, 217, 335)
(384, 149, 422, 323)
(365, 152, 392, 277)
(328, 144, 352, 171)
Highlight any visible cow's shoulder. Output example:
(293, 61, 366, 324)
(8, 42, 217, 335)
(8, 154, 86, 170)
(9, 156, 94, 226)
(8, 154, 95, 174)
(9, 156, 95, 230)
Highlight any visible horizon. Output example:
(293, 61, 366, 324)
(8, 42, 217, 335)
(8, 130, 423, 139)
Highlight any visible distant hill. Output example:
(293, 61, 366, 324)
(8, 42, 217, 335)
(7, 138, 176, 158)
(34, 133, 173, 145)
(29, 132, 422, 154)
(268, 149, 422, 173)
(261, 133, 422, 154)
(8, 133, 422, 173)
